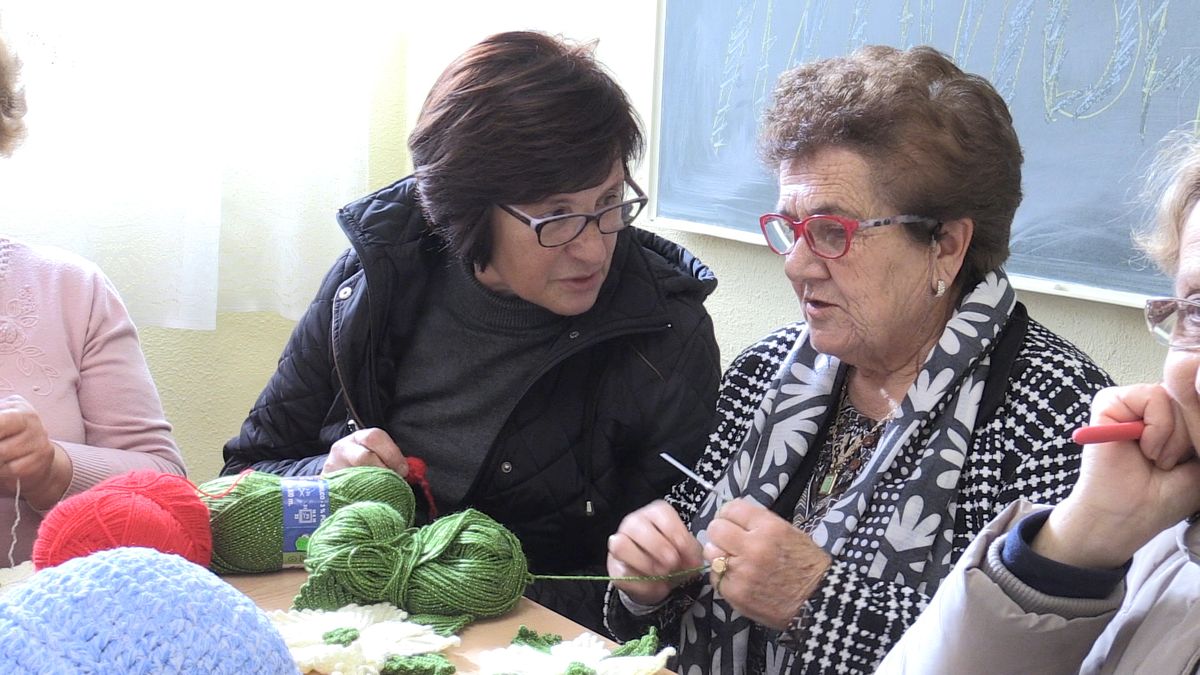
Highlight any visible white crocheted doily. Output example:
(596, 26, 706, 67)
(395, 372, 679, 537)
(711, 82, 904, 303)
(0, 561, 35, 597)
(476, 632, 675, 675)
(269, 602, 459, 675)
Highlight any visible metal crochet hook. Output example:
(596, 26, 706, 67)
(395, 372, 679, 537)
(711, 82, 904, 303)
(659, 452, 717, 492)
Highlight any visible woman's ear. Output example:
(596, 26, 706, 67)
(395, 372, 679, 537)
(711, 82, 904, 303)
(933, 217, 974, 286)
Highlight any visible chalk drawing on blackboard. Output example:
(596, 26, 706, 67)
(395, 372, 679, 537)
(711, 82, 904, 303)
(658, 0, 1200, 297)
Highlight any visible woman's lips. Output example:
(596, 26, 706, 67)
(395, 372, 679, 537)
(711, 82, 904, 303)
(804, 297, 836, 319)
(561, 271, 603, 291)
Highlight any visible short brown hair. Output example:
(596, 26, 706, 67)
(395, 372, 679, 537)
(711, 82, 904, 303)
(409, 31, 644, 266)
(0, 31, 26, 157)
(759, 45, 1022, 290)
(1137, 130, 1200, 276)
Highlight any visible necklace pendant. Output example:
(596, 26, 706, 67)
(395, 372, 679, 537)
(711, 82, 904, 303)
(818, 471, 838, 496)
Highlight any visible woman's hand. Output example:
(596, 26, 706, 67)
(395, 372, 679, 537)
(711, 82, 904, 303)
(703, 498, 831, 630)
(1036, 384, 1200, 569)
(607, 499, 704, 606)
(323, 427, 409, 477)
(0, 395, 72, 510)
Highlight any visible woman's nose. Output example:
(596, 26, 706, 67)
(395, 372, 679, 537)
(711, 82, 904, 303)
(564, 220, 609, 263)
(783, 240, 827, 283)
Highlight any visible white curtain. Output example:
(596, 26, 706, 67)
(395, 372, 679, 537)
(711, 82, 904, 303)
(0, 1, 397, 329)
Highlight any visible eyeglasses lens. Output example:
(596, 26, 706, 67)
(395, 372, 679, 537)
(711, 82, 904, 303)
(763, 216, 796, 253)
(806, 218, 850, 258)
(620, 199, 645, 225)
(539, 216, 590, 247)
(1146, 299, 1200, 349)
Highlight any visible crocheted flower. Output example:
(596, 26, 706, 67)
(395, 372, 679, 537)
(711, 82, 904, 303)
(475, 630, 675, 675)
(269, 602, 460, 675)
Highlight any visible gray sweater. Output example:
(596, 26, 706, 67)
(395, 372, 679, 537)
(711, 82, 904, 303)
(387, 260, 563, 511)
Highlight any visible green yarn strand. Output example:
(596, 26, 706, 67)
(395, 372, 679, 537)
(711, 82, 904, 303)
(403, 510, 530, 618)
(531, 565, 707, 583)
(407, 613, 474, 637)
(294, 502, 711, 636)
(198, 467, 416, 575)
(296, 505, 526, 632)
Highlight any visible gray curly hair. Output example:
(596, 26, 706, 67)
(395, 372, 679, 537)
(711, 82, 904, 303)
(1137, 129, 1200, 276)
(0, 31, 26, 157)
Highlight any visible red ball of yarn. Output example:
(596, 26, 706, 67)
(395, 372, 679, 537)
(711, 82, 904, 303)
(32, 470, 212, 570)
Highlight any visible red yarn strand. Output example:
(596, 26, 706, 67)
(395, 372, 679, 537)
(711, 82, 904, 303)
(405, 456, 438, 519)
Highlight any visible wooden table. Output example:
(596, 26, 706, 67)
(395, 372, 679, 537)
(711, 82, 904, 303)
(225, 569, 619, 673)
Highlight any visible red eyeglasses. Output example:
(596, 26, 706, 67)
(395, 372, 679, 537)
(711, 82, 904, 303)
(759, 213, 940, 259)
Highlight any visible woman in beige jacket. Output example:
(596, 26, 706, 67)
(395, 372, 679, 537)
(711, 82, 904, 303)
(878, 132, 1200, 674)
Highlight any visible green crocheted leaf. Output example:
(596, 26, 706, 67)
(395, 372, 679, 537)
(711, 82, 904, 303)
(510, 624, 563, 653)
(321, 626, 360, 647)
(609, 626, 658, 657)
(380, 651, 456, 675)
(563, 662, 596, 675)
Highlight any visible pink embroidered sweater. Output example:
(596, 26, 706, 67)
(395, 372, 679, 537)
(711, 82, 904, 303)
(0, 238, 184, 565)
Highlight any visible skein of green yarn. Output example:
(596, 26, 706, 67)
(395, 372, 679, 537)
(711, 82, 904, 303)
(197, 467, 416, 575)
(295, 504, 531, 634)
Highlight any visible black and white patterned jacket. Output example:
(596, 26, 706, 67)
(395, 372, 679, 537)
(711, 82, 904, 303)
(607, 304, 1114, 673)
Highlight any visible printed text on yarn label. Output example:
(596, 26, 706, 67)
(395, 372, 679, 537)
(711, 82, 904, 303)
(281, 478, 330, 567)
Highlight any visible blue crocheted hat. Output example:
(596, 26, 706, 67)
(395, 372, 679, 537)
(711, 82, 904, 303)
(0, 546, 297, 674)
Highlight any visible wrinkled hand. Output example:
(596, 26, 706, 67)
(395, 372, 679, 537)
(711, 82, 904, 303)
(703, 498, 831, 629)
(1038, 384, 1200, 568)
(607, 499, 704, 606)
(0, 395, 70, 509)
(324, 427, 409, 477)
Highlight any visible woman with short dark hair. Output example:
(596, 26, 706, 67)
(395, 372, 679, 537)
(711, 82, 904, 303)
(605, 45, 1111, 673)
(222, 31, 720, 632)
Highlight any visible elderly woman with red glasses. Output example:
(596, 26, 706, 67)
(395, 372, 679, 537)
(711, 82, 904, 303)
(221, 31, 720, 634)
(605, 45, 1112, 673)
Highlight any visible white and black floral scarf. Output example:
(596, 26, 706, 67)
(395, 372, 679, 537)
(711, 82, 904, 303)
(678, 270, 1017, 675)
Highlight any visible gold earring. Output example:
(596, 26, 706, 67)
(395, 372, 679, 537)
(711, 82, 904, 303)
(934, 279, 946, 298)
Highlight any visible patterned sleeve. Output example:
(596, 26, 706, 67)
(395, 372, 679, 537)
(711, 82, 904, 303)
(607, 323, 803, 642)
(665, 322, 804, 521)
(783, 319, 1115, 672)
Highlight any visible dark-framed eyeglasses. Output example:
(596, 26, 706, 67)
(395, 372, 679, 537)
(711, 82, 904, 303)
(759, 212, 940, 259)
(498, 177, 648, 248)
(1145, 297, 1200, 350)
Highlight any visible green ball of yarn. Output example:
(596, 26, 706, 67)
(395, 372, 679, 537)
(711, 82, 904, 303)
(197, 467, 415, 575)
(295, 504, 531, 630)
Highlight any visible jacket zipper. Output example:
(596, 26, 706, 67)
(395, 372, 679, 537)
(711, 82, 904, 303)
(460, 320, 674, 508)
(331, 285, 366, 434)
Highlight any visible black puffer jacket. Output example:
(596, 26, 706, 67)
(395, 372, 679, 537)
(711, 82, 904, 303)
(222, 177, 720, 632)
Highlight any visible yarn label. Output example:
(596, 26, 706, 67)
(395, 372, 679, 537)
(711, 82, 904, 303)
(281, 477, 330, 567)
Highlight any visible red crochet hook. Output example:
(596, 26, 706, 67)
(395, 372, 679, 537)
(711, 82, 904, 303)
(1071, 421, 1145, 445)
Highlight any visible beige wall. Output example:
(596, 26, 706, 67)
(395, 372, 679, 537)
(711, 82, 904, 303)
(141, 4, 1165, 483)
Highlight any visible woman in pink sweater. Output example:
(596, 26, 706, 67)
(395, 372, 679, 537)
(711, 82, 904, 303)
(0, 33, 184, 566)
